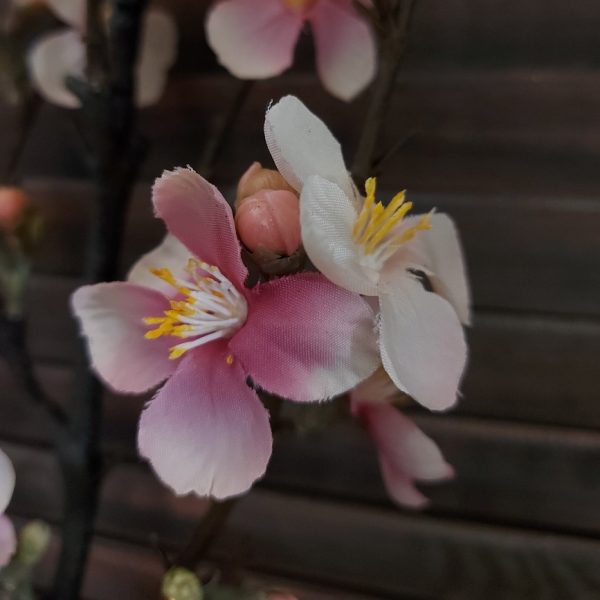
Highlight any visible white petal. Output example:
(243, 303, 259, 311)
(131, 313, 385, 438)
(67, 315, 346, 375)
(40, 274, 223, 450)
(136, 9, 178, 107)
(127, 234, 190, 297)
(264, 95, 358, 204)
(28, 29, 84, 109)
(310, 0, 376, 101)
(378, 273, 467, 411)
(0, 449, 15, 514)
(405, 213, 472, 325)
(45, 0, 85, 29)
(301, 176, 378, 296)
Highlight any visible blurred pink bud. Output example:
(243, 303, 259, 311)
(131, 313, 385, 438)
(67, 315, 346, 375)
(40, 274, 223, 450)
(266, 591, 298, 600)
(235, 189, 301, 256)
(0, 187, 28, 231)
(236, 161, 295, 208)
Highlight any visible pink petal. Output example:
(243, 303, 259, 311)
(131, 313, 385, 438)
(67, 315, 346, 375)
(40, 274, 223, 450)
(0, 449, 15, 514)
(127, 234, 191, 298)
(230, 272, 379, 402)
(378, 273, 467, 411)
(0, 515, 16, 568)
(310, 0, 376, 101)
(406, 213, 472, 325)
(28, 30, 85, 109)
(359, 403, 453, 508)
(71, 283, 176, 394)
(152, 168, 248, 288)
(45, 0, 86, 29)
(138, 342, 272, 499)
(205, 0, 303, 79)
(136, 9, 178, 107)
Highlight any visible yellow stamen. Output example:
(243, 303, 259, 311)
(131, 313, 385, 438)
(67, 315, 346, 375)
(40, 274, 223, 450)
(169, 346, 187, 360)
(352, 177, 432, 258)
(226, 354, 234, 365)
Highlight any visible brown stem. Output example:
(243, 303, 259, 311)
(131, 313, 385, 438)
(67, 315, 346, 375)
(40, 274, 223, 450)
(351, 0, 417, 188)
(175, 499, 238, 570)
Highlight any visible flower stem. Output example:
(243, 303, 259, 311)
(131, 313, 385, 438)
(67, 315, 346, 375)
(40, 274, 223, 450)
(50, 1, 148, 597)
(175, 499, 238, 570)
(351, 0, 417, 188)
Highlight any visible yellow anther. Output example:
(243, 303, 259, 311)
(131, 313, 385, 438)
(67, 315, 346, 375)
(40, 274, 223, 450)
(352, 177, 430, 257)
(143, 317, 166, 325)
(169, 346, 187, 360)
(226, 354, 234, 365)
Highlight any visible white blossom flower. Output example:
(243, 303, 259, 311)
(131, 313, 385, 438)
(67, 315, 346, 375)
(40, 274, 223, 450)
(264, 96, 471, 411)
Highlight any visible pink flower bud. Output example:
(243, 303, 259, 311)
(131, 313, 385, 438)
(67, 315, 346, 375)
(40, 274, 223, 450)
(236, 161, 296, 208)
(0, 186, 28, 231)
(235, 189, 301, 256)
(266, 591, 298, 600)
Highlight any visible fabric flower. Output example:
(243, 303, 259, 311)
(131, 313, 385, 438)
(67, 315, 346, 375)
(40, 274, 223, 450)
(0, 448, 16, 567)
(264, 95, 470, 412)
(27, 0, 177, 108)
(351, 368, 453, 508)
(72, 168, 378, 499)
(205, 0, 376, 101)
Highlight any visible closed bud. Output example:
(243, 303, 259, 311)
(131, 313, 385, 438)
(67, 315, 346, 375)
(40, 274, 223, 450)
(265, 591, 298, 600)
(0, 187, 28, 232)
(161, 566, 203, 600)
(16, 520, 50, 566)
(235, 189, 301, 256)
(236, 162, 296, 208)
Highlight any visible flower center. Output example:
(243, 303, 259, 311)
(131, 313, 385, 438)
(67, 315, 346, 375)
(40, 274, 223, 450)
(352, 177, 432, 267)
(143, 259, 247, 360)
(283, 0, 317, 13)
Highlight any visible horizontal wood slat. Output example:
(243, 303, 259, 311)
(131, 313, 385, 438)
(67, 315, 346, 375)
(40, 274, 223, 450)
(5, 440, 600, 600)
(3, 359, 600, 535)
(3, 70, 600, 196)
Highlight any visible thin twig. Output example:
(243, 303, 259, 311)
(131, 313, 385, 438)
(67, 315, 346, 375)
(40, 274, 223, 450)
(175, 499, 238, 570)
(196, 80, 253, 180)
(351, 0, 417, 188)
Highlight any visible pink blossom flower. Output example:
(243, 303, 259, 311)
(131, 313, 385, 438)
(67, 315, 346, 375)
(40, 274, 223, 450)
(264, 96, 470, 412)
(27, 0, 177, 109)
(205, 0, 376, 101)
(0, 449, 16, 567)
(72, 168, 378, 499)
(351, 369, 453, 508)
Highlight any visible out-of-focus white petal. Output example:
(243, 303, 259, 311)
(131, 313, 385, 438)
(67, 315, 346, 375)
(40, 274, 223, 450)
(265, 96, 358, 205)
(127, 234, 190, 297)
(0, 515, 16, 568)
(136, 8, 178, 107)
(301, 176, 379, 295)
(45, 0, 85, 30)
(378, 272, 467, 412)
(28, 29, 84, 109)
(310, 0, 376, 101)
(0, 449, 15, 515)
(205, 0, 303, 79)
(406, 213, 472, 325)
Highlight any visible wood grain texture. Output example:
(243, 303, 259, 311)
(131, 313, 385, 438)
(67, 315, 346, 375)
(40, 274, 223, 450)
(5, 439, 600, 600)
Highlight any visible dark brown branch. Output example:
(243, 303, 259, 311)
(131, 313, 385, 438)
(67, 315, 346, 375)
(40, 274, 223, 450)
(196, 80, 253, 180)
(351, 0, 417, 188)
(50, 1, 148, 597)
(175, 499, 238, 570)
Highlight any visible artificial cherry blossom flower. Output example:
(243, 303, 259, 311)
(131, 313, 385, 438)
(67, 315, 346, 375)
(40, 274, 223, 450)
(27, 0, 177, 108)
(205, 0, 376, 101)
(0, 448, 16, 567)
(264, 96, 470, 411)
(72, 167, 378, 499)
(350, 368, 453, 508)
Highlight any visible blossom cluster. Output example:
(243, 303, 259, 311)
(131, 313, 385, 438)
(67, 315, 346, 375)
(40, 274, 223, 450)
(71, 96, 469, 508)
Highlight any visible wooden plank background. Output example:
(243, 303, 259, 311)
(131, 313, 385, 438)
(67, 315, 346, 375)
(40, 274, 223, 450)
(1, 0, 600, 597)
